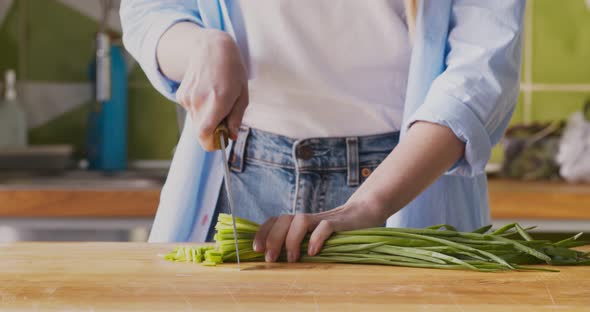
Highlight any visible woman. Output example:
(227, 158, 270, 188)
(121, 0, 524, 263)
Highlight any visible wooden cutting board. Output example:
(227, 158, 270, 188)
(1, 243, 589, 311)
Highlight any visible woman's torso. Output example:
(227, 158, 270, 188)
(236, 0, 412, 138)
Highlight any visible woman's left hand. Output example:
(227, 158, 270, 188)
(252, 198, 387, 263)
(252, 121, 467, 263)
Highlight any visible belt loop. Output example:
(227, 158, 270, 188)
(346, 137, 359, 186)
(230, 126, 250, 173)
(291, 139, 302, 214)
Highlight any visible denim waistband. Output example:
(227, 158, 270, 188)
(230, 126, 399, 185)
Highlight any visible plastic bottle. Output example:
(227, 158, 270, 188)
(0, 70, 27, 148)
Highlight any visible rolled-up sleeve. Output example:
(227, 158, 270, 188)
(404, 0, 525, 177)
(120, 0, 203, 101)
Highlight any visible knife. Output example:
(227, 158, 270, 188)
(214, 123, 241, 270)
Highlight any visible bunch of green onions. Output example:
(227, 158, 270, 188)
(163, 214, 590, 272)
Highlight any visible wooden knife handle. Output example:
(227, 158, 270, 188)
(214, 123, 230, 150)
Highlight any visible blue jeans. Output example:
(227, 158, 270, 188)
(206, 126, 400, 241)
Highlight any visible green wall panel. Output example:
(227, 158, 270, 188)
(511, 92, 525, 125)
(8, 0, 588, 161)
(28, 86, 181, 162)
(127, 87, 179, 160)
(0, 2, 19, 74)
(490, 92, 524, 163)
(490, 147, 502, 164)
(532, 0, 590, 84)
(28, 102, 92, 159)
(25, 0, 98, 82)
(128, 64, 150, 85)
(531, 91, 589, 122)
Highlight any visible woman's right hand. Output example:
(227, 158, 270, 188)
(159, 24, 248, 151)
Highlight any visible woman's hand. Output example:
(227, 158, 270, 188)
(252, 122, 466, 263)
(158, 23, 248, 150)
(253, 197, 388, 263)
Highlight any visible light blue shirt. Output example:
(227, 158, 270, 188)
(120, 0, 524, 242)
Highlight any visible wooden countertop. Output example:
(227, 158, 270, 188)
(488, 179, 590, 220)
(0, 178, 588, 220)
(0, 189, 160, 218)
(1, 242, 589, 311)
(0, 171, 162, 218)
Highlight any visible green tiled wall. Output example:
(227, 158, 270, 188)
(531, 92, 589, 121)
(127, 87, 179, 160)
(512, 93, 525, 125)
(25, 0, 96, 82)
(0, 0, 179, 160)
(532, 0, 590, 84)
(28, 103, 91, 159)
(489, 0, 590, 163)
(0, 1, 18, 74)
(1, 0, 588, 161)
(490, 93, 525, 163)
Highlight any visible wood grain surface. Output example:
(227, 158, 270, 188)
(0, 189, 159, 218)
(1, 179, 588, 220)
(0, 243, 589, 311)
(488, 179, 590, 220)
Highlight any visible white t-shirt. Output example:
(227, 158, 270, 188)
(238, 0, 411, 138)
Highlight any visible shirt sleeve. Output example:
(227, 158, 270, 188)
(120, 0, 204, 101)
(403, 0, 525, 177)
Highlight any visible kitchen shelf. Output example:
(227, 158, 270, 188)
(0, 174, 588, 232)
(488, 178, 590, 220)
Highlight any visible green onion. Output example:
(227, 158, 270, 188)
(515, 223, 533, 241)
(162, 214, 589, 272)
(555, 232, 584, 247)
(472, 225, 493, 234)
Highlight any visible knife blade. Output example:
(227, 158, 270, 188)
(214, 124, 241, 270)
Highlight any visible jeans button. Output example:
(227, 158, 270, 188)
(361, 168, 372, 177)
(297, 146, 314, 160)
